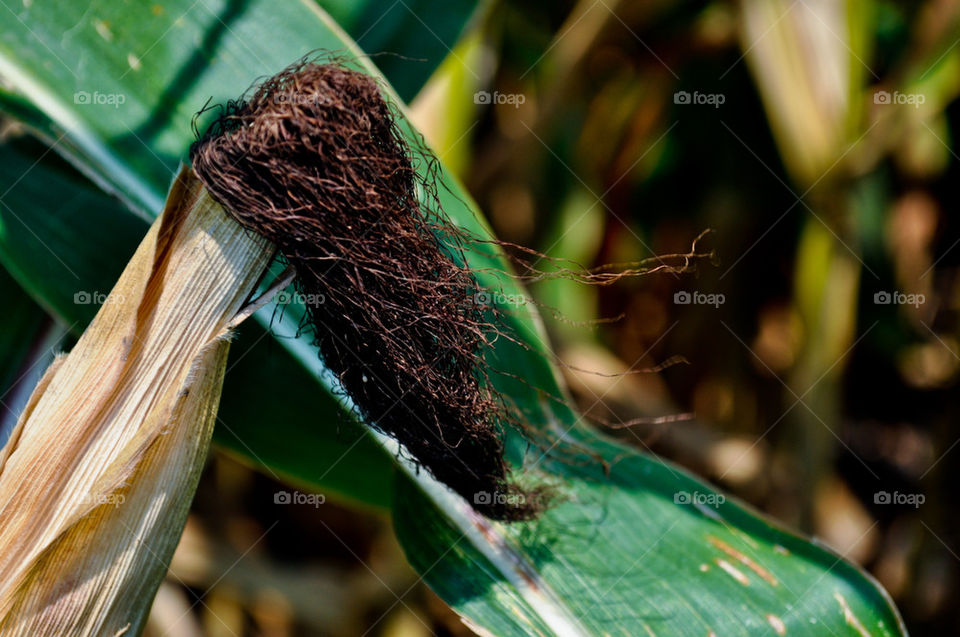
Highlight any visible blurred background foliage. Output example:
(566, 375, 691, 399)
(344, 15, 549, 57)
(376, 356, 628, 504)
(417, 1, 959, 634)
(2, 0, 959, 634)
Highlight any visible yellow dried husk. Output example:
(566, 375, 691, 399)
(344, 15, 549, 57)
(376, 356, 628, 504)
(0, 166, 273, 635)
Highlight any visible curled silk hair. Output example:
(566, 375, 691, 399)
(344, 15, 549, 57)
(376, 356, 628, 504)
(191, 59, 545, 520)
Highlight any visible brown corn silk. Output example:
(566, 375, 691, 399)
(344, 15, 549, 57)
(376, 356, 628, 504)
(191, 61, 540, 520)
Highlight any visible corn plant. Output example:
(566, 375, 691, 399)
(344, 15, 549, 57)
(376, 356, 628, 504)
(0, 0, 909, 635)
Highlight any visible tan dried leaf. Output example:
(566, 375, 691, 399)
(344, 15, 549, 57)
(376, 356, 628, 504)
(0, 166, 274, 635)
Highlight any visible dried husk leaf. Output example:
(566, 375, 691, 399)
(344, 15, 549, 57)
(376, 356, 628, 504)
(0, 165, 273, 635)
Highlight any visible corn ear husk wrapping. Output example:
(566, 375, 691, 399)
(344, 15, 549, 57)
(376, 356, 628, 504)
(0, 165, 273, 635)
